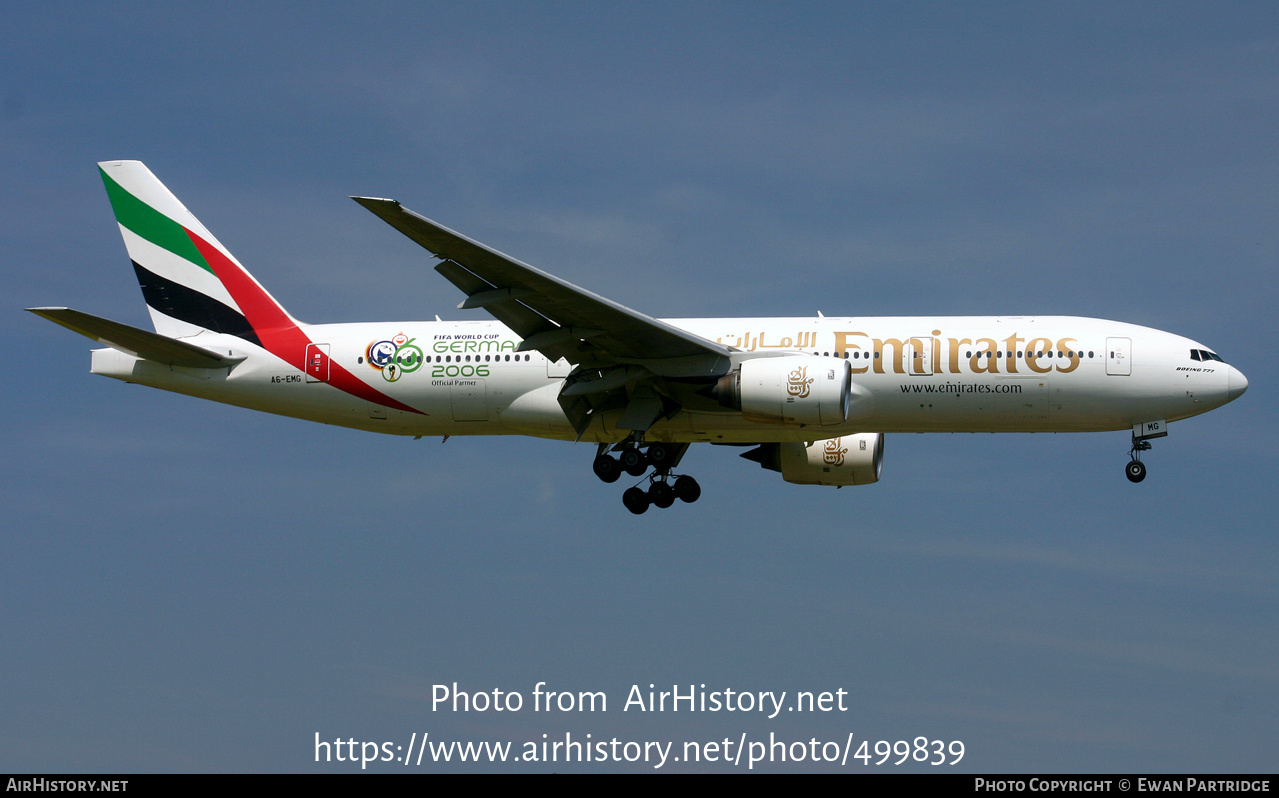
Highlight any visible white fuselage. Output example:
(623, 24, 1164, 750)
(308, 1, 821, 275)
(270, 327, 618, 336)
(89, 315, 1245, 444)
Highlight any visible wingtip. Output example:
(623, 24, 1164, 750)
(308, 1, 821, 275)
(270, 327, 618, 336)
(350, 195, 399, 205)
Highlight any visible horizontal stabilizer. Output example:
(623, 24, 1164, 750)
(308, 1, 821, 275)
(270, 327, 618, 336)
(27, 307, 242, 369)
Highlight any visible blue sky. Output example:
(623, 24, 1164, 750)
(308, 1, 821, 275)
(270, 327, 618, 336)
(3, 2, 1276, 772)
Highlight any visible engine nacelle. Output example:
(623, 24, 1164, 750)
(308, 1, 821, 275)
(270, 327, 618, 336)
(780, 433, 883, 485)
(714, 356, 851, 426)
(742, 433, 883, 486)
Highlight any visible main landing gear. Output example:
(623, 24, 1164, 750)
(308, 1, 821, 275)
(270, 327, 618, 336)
(593, 441, 701, 514)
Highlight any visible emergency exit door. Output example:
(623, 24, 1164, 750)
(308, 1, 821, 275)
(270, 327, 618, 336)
(1105, 337, 1131, 376)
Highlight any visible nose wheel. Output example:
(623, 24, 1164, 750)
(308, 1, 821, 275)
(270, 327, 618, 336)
(1125, 433, 1154, 483)
(1125, 459, 1147, 483)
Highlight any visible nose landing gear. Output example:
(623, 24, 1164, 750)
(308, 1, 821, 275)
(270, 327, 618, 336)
(1126, 421, 1165, 483)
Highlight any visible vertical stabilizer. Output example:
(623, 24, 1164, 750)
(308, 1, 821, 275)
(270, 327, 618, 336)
(98, 160, 297, 345)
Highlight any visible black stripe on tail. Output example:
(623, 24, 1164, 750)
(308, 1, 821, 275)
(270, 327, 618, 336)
(132, 261, 262, 347)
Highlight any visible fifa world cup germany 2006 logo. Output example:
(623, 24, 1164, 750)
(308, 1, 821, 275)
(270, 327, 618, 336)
(365, 333, 425, 382)
(787, 366, 813, 398)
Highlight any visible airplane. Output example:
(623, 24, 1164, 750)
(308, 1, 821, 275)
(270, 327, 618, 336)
(29, 161, 1249, 514)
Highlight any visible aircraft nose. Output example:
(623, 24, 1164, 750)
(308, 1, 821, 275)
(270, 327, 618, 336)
(1228, 366, 1248, 401)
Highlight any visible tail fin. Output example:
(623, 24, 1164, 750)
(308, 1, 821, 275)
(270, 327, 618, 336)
(98, 160, 297, 346)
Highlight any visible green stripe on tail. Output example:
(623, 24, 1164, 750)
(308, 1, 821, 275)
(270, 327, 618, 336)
(99, 167, 212, 274)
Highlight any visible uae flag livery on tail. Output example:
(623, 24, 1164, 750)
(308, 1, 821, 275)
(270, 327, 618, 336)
(97, 161, 421, 414)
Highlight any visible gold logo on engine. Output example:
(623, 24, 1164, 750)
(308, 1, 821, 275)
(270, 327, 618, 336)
(787, 366, 814, 398)
(823, 437, 847, 466)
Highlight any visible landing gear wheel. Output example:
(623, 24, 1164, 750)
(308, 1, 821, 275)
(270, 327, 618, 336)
(592, 454, 621, 483)
(620, 448, 649, 477)
(649, 481, 675, 509)
(622, 486, 650, 515)
(1125, 460, 1147, 483)
(647, 443, 675, 470)
(673, 475, 701, 503)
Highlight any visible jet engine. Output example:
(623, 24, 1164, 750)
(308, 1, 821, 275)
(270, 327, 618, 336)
(713, 356, 852, 426)
(741, 432, 884, 486)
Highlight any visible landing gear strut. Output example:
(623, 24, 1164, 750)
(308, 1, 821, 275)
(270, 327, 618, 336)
(594, 440, 702, 513)
(1126, 425, 1159, 483)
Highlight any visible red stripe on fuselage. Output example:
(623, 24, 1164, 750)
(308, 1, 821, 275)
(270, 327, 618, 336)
(185, 230, 426, 415)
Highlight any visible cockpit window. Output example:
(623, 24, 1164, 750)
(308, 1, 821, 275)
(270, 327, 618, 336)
(1190, 349, 1201, 361)
(1192, 349, 1226, 363)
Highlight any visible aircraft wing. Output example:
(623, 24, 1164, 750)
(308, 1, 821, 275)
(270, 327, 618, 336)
(351, 197, 733, 367)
